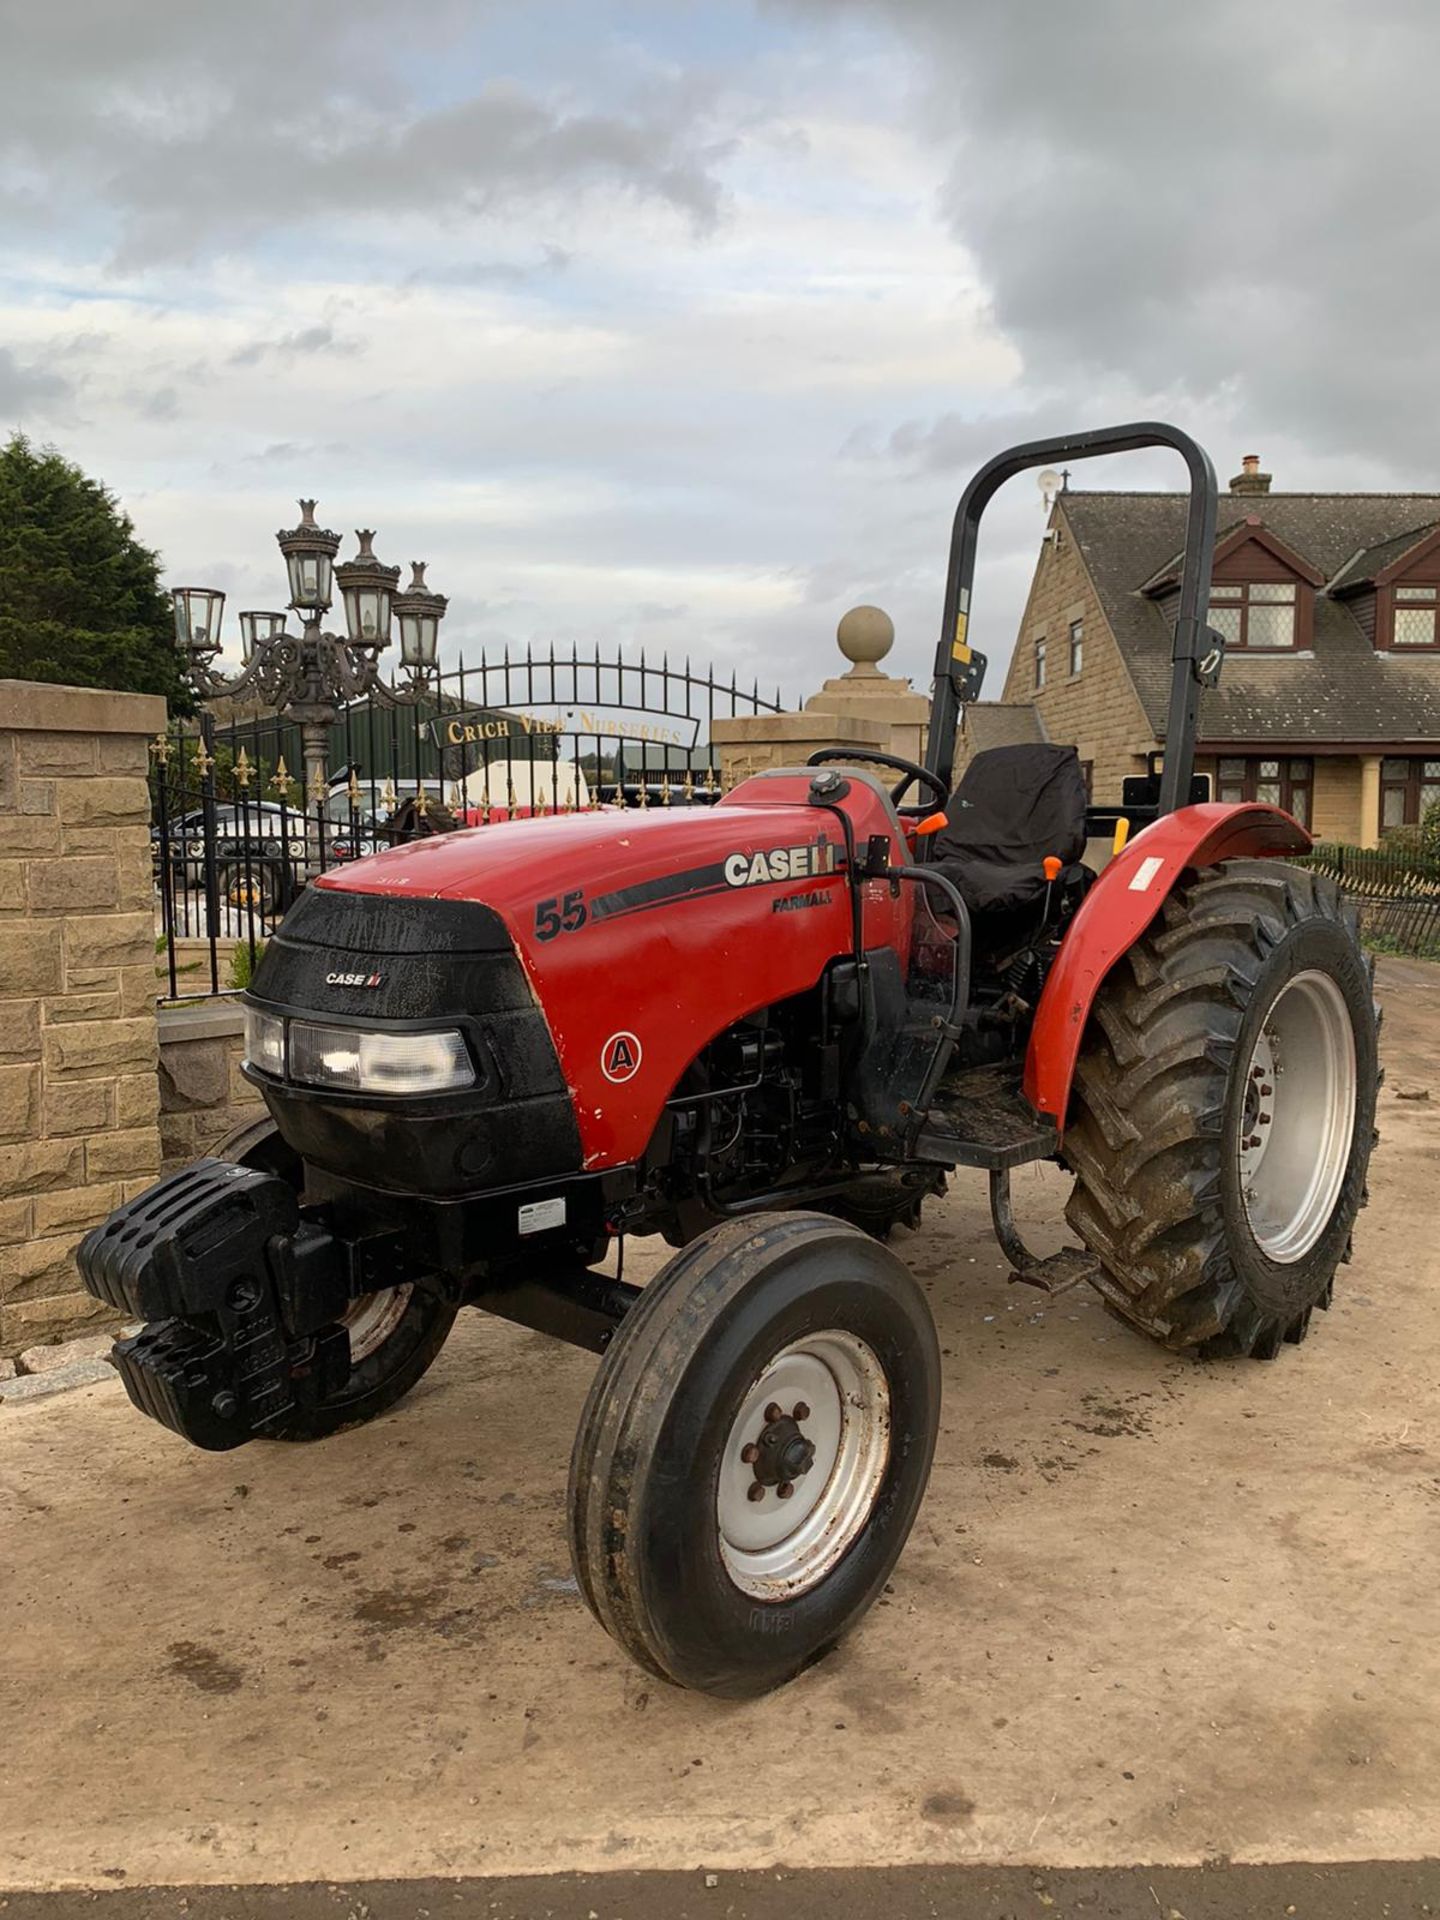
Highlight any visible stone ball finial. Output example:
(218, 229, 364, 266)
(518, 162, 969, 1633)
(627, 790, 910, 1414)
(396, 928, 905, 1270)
(837, 604, 894, 676)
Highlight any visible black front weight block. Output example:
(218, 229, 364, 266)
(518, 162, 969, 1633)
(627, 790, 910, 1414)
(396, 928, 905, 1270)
(77, 1157, 354, 1451)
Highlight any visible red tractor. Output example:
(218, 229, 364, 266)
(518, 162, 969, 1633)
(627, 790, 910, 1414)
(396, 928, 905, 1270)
(82, 424, 1379, 1697)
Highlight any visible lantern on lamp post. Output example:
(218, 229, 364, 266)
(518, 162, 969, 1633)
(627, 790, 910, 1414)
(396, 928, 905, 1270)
(169, 501, 448, 803)
(394, 562, 448, 677)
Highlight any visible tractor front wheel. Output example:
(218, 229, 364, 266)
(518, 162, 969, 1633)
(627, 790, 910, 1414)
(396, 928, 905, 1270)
(567, 1211, 940, 1696)
(1063, 859, 1379, 1357)
(213, 1115, 458, 1438)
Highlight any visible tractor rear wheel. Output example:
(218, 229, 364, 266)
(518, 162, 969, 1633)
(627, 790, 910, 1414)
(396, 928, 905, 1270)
(1063, 859, 1379, 1357)
(567, 1211, 940, 1696)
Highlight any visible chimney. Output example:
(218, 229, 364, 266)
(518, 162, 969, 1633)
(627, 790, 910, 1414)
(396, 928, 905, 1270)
(1229, 452, 1272, 496)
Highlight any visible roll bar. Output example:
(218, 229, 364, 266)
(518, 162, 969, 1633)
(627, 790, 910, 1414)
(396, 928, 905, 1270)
(924, 422, 1220, 817)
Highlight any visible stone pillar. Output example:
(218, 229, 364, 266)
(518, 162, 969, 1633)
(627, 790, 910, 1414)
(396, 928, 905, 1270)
(709, 710, 891, 789)
(0, 681, 167, 1357)
(709, 607, 935, 790)
(801, 607, 934, 766)
(1359, 754, 1383, 850)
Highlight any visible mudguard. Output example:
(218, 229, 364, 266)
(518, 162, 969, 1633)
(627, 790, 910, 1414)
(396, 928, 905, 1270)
(1024, 802, 1312, 1128)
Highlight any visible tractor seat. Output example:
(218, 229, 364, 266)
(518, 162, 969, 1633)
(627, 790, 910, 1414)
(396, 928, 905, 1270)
(931, 743, 1089, 918)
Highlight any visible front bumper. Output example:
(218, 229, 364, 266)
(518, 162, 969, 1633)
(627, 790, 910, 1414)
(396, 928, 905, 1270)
(78, 1157, 358, 1450)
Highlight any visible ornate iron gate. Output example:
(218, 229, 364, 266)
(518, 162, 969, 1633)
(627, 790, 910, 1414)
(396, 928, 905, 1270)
(150, 646, 784, 999)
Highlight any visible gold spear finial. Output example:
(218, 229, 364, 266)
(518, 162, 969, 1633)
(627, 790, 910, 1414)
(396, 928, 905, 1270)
(150, 731, 171, 766)
(234, 746, 252, 789)
(270, 754, 290, 795)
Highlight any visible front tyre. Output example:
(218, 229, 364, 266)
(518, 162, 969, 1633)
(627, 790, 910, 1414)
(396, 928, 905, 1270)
(567, 1211, 940, 1697)
(212, 1115, 457, 1440)
(1063, 860, 1379, 1357)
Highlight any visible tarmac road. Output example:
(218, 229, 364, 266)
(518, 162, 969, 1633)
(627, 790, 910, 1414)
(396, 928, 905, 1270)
(3, 1859, 1440, 1919)
(2, 958, 1439, 1904)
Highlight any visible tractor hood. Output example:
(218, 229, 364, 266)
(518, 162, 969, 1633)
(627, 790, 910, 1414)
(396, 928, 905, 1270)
(250, 771, 910, 1176)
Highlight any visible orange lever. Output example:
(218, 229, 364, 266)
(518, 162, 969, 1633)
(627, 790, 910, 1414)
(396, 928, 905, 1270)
(915, 811, 949, 836)
(1042, 855, 1063, 882)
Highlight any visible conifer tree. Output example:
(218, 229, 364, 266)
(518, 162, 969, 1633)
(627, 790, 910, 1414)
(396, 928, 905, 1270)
(0, 432, 189, 709)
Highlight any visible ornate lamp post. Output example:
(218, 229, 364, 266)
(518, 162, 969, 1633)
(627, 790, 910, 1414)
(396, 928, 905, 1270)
(172, 501, 449, 801)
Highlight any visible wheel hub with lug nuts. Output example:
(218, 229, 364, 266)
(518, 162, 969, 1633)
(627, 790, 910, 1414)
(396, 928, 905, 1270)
(740, 1401, 817, 1501)
(716, 1331, 891, 1602)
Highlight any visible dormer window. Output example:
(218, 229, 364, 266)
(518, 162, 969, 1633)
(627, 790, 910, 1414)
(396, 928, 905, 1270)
(1393, 586, 1438, 647)
(1208, 581, 1297, 649)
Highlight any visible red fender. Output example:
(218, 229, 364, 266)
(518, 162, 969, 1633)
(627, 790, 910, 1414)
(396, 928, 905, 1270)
(1024, 802, 1312, 1128)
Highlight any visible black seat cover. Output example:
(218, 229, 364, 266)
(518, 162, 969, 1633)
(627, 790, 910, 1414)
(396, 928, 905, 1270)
(932, 743, 1089, 916)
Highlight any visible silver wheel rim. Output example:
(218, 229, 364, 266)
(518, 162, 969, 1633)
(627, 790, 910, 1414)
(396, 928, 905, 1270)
(1238, 970, 1358, 1263)
(341, 1285, 412, 1364)
(716, 1329, 890, 1603)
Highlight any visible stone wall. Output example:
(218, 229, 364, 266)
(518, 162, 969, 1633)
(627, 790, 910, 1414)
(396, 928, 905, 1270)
(158, 1002, 264, 1170)
(0, 681, 167, 1357)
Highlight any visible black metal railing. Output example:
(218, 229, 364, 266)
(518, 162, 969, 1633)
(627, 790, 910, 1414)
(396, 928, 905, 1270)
(150, 647, 785, 1001)
(1303, 840, 1440, 959)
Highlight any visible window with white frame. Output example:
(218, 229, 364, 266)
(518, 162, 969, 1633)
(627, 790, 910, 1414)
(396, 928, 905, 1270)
(1068, 618, 1083, 675)
(1034, 635, 1047, 688)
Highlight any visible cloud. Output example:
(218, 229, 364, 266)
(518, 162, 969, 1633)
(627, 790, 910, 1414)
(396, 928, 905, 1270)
(229, 327, 362, 368)
(780, 0, 1440, 476)
(9, 0, 1437, 706)
(0, 5, 734, 269)
(0, 348, 72, 422)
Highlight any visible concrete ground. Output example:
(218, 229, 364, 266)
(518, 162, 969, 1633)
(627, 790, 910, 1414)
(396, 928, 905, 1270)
(2, 958, 1438, 1902)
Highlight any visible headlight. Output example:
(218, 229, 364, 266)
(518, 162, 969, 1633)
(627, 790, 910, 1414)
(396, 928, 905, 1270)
(287, 1021, 475, 1095)
(243, 1005, 285, 1077)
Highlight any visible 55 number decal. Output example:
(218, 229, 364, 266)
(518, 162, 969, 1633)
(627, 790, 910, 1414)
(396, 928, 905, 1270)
(534, 888, 587, 942)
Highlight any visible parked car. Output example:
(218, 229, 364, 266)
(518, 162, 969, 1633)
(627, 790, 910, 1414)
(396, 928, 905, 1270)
(153, 802, 311, 916)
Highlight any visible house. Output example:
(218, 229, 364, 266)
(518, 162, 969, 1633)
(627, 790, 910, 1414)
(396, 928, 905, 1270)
(981, 457, 1440, 846)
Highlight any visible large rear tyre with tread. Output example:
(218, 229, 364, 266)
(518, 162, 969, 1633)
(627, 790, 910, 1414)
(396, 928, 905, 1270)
(567, 1211, 940, 1697)
(1063, 859, 1379, 1358)
(213, 1115, 458, 1439)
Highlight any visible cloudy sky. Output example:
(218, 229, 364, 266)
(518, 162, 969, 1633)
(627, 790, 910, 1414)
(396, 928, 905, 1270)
(1, 0, 1433, 701)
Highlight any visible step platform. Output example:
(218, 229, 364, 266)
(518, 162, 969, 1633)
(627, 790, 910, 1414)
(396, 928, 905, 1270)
(912, 1064, 1060, 1170)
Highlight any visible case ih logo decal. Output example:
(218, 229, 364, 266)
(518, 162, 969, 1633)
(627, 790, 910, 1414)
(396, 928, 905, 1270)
(723, 842, 837, 888)
(325, 970, 384, 988)
(602, 1031, 643, 1082)
(554, 836, 839, 936)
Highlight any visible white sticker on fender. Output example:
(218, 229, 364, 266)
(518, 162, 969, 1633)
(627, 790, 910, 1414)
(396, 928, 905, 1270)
(1128, 855, 1165, 892)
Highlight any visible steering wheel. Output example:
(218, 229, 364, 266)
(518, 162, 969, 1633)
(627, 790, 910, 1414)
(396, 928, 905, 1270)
(805, 747, 949, 815)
